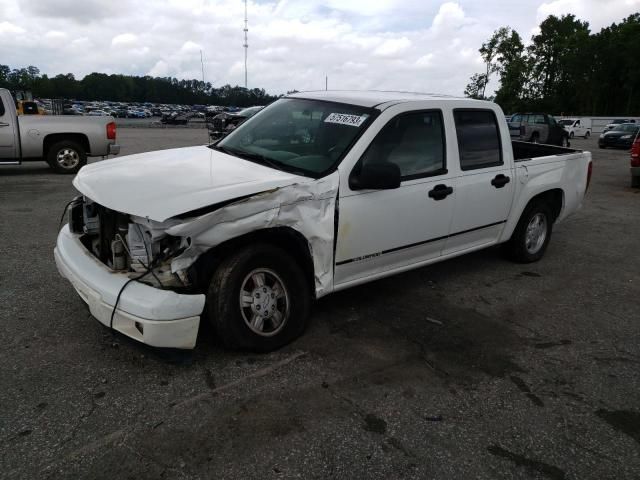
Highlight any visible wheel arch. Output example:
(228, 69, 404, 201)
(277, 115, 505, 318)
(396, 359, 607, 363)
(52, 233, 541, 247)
(43, 133, 91, 157)
(190, 226, 317, 299)
(503, 188, 564, 242)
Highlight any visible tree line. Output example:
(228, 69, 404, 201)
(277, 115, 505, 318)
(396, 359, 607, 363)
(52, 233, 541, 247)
(465, 13, 640, 115)
(0, 65, 279, 107)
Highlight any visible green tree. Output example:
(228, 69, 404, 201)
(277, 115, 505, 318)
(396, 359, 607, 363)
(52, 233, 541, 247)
(464, 73, 488, 99)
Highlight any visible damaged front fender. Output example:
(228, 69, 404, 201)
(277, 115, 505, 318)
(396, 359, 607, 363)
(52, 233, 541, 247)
(165, 172, 340, 297)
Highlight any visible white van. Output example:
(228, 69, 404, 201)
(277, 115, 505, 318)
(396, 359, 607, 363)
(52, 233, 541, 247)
(559, 118, 591, 138)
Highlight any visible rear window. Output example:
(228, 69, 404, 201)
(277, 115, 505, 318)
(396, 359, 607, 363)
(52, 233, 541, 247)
(453, 109, 503, 171)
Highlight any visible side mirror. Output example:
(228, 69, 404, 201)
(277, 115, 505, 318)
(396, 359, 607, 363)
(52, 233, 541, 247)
(349, 162, 401, 190)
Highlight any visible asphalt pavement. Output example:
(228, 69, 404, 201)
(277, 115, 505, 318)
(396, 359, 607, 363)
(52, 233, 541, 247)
(1, 132, 639, 479)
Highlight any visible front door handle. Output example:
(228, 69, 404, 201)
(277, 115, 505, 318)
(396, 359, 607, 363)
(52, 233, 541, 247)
(428, 184, 454, 201)
(491, 174, 510, 188)
(0, 122, 10, 127)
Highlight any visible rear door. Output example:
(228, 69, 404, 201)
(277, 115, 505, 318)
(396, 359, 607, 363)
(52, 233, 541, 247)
(0, 96, 19, 162)
(442, 109, 514, 255)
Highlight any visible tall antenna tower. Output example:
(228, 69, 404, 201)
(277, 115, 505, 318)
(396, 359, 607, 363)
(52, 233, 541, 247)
(243, 0, 248, 89)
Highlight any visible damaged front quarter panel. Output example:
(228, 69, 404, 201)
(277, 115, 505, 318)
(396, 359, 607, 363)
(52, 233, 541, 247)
(165, 172, 340, 297)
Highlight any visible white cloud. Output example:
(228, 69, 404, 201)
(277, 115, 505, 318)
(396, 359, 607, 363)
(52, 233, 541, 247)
(111, 33, 138, 47)
(181, 41, 203, 53)
(537, 0, 640, 30)
(148, 60, 170, 77)
(432, 2, 468, 31)
(0, 21, 25, 35)
(0, 0, 638, 97)
(374, 37, 412, 57)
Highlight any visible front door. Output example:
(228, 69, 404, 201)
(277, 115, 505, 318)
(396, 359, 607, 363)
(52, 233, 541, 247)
(0, 96, 18, 162)
(334, 110, 456, 286)
(443, 109, 514, 255)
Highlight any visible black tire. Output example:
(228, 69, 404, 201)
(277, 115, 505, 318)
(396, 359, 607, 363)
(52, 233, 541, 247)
(585, 131, 590, 138)
(46, 140, 87, 174)
(632, 176, 640, 188)
(206, 244, 311, 352)
(569, 131, 574, 139)
(504, 201, 553, 263)
(531, 132, 540, 144)
(561, 136, 569, 148)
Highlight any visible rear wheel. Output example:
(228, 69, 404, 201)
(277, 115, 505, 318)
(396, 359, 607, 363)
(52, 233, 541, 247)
(569, 131, 574, 139)
(206, 244, 311, 352)
(585, 131, 590, 138)
(504, 201, 553, 263)
(46, 140, 86, 174)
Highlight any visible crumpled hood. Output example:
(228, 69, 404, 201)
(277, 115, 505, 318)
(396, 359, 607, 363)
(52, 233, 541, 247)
(73, 145, 307, 221)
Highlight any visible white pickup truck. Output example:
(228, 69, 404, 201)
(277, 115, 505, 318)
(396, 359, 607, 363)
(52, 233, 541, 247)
(55, 91, 592, 351)
(0, 88, 120, 173)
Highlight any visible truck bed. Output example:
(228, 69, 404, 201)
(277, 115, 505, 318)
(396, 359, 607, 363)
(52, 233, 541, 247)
(512, 140, 579, 162)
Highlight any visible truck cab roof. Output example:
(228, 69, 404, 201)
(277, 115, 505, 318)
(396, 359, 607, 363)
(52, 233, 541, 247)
(286, 90, 487, 109)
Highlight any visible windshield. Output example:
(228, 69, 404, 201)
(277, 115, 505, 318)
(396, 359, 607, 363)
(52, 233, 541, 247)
(559, 119, 574, 126)
(613, 124, 638, 132)
(214, 98, 376, 177)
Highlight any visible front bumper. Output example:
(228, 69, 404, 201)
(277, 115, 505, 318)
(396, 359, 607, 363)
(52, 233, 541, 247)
(54, 225, 205, 349)
(108, 143, 121, 155)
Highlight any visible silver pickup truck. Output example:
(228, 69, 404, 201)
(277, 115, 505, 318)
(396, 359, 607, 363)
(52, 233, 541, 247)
(0, 88, 120, 173)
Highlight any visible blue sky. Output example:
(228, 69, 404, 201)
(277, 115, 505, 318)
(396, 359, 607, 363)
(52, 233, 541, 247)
(0, 0, 638, 96)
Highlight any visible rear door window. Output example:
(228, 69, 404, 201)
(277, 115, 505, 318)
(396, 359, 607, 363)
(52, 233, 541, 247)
(0, 97, 4, 116)
(453, 109, 503, 171)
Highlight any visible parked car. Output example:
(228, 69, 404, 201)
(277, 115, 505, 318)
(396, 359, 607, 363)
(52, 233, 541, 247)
(113, 108, 129, 118)
(208, 106, 264, 140)
(86, 110, 109, 116)
(604, 119, 635, 131)
(508, 113, 570, 147)
(598, 123, 640, 149)
(0, 88, 120, 173)
(630, 133, 640, 188)
(55, 91, 592, 351)
(558, 118, 591, 138)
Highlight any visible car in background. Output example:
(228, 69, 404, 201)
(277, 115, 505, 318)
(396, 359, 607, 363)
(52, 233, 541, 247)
(598, 123, 640, 149)
(604, 119, 636, 131)
(508, 112, 570, 147)
(86, 110, 109, 116)
(631, 133, 640, 188)
(559, 118, 591, 138)
(112, 108, 129, 118)
(207, 106, 264, 140)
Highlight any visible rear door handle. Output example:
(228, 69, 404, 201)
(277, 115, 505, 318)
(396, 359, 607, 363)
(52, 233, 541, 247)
(491, 174, 510, 188)
(428, 184, 454, 201)
(0, 122, 10, 127)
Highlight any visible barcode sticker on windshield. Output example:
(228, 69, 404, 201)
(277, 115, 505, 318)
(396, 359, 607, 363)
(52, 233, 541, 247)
(324, 113, 368, 127)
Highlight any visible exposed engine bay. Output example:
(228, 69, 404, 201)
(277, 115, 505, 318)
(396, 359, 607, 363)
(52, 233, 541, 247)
(68, 196, 189, 289)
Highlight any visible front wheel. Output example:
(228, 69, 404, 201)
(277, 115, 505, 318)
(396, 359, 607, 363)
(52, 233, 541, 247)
(46, 140, 87, 174)
(585, 131, 590, 138)
(206, 244, 311, 352)
(569, 132, 574, 139)
(504, 201, 553, 263)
